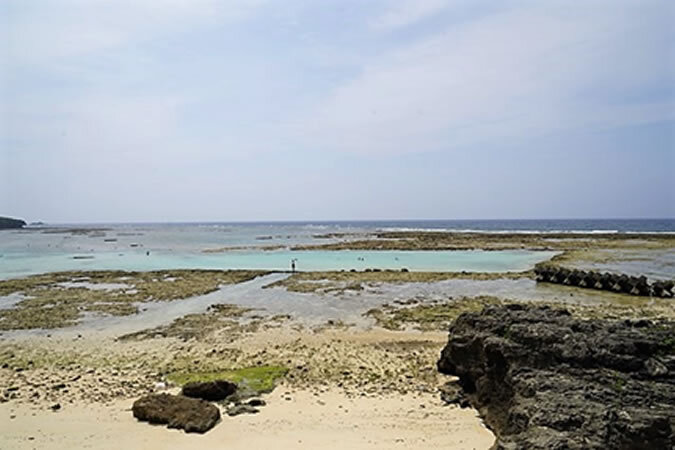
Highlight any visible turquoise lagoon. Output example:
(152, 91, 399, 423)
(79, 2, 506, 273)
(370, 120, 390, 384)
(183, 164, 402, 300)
(0, 224, 559, 279)
(0, 248, 556, 280)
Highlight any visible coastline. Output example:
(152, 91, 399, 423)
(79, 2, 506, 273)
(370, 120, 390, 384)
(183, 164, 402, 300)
(0, 229, 673, 449)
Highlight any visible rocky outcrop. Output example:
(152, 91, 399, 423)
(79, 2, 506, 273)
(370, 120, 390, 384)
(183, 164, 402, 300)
(181, 380, 237, 401)
(534, 265, 674, 298)
(0, 217, 26, 230)
(132, 393, 221, 433)
(437, 305, 675, 449)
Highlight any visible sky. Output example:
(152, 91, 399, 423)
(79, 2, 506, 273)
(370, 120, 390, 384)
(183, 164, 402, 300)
(1, 0, 674, 223)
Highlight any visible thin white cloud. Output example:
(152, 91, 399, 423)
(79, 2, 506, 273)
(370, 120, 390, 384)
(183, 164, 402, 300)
(296, 1, 674, 155)
(3, 0, 268, 65)
(370, 0, 450, 31)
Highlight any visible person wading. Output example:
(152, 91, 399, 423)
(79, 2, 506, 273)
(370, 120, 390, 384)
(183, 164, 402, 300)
(291, 259, 296, 273)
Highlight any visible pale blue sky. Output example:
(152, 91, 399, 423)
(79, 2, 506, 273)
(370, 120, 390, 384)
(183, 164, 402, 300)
(1, 0, 673, 222)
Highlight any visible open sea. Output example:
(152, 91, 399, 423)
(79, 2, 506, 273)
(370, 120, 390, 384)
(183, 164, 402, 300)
(45, 218, 675, 233)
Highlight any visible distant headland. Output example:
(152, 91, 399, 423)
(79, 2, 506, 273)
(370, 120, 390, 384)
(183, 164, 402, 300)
(0, 216, 27, 229)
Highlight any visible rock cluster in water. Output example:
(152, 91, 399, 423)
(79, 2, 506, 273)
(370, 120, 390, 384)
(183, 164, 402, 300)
(437, 304, 675, 449)
(534, 265, 674, 298)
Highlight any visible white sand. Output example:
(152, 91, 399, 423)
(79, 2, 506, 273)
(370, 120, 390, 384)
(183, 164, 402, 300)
(0, 387, 494, 450)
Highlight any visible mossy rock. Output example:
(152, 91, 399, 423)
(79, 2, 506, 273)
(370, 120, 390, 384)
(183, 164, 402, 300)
(166, 366, 288, 395)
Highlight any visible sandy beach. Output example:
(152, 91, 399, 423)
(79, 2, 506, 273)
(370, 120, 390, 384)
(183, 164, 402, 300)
(0, 388, 494, 450)
(0, 324, 495, 450)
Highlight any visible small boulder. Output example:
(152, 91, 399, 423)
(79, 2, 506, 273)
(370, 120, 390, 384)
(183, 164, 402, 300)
(181, 380, 237, 401)
(247, 398, 266, 407)
(132, 393, 220, 433)
(226, 404, 259, 416)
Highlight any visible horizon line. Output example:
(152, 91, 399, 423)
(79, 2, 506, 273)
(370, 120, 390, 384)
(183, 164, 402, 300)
(15, 217, 675, 226)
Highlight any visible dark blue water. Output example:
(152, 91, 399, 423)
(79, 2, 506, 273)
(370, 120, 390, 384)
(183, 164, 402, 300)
(352, 219, 675, 233)
(52, 218, 675, 233)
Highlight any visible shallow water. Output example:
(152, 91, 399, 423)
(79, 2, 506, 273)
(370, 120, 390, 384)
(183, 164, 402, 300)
(2, 223, 672, 279)
(0, 228, 556, 280)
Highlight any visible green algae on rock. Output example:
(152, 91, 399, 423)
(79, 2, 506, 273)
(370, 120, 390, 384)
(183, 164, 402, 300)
(167, 366, 289, 394)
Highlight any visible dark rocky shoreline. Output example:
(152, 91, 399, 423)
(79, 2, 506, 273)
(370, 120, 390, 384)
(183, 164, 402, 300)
(438, 305, 674, 449)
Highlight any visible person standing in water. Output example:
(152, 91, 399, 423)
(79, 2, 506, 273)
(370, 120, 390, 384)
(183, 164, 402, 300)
(291, 259, 296, 273)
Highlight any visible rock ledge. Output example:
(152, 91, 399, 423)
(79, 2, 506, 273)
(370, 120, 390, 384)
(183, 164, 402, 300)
(437, 305, 674, 449)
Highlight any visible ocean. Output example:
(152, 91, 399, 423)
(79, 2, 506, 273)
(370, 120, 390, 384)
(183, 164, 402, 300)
(49, 218, 675, 233)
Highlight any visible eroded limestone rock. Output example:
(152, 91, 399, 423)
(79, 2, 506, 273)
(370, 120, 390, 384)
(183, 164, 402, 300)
(437, 305, 675, 449)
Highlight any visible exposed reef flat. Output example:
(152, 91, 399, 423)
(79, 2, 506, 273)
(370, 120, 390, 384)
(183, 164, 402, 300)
(438, 305, 675, 449)
(263, 270, 533, 294)
(0, 325, 452, 406)
(117, 304, 291, 342)
(0, 270, 267, 330)
(292, 230, 675, 252)
(366, 295, 675, 331)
